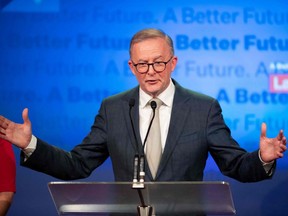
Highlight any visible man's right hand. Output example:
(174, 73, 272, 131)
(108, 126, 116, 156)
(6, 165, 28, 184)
(0, 108, 32, 149)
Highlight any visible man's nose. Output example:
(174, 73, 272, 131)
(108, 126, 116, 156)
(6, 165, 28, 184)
(147, 64, 156, 74)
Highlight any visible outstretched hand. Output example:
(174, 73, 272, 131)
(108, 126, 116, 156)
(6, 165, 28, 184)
(259, 122, 287, 163)
(0, 108, 32, 149)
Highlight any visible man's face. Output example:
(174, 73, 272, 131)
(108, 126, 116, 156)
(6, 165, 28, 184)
(128, 37, 177, 97)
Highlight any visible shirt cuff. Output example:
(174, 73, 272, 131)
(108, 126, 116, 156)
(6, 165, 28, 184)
(22, 135, 37, 158)
(258, 150, 275, 175)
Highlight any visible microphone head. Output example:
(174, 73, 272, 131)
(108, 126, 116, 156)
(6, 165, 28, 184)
(150, 100, 157, 110)
(129, 98, 135, 107)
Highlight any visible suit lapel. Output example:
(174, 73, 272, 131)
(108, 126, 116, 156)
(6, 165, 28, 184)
(156, 83, 191, 179)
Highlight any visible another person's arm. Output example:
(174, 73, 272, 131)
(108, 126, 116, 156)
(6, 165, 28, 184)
(0, 192, 14, 216)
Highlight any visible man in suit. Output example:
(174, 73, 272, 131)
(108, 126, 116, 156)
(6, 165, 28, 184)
(0, 138, 16, 216)
(0, 28, 286, 183)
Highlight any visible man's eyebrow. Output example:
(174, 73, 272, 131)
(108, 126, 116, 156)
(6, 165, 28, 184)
(137, 56, 164, 62)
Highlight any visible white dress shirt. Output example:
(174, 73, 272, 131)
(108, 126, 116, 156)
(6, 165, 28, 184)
(139, 79, 175, 151)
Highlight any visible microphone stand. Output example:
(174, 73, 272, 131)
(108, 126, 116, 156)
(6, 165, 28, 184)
(129, 99, 156, 216)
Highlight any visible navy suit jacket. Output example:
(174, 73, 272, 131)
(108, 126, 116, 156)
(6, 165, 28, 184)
(21, 80, 272, 182)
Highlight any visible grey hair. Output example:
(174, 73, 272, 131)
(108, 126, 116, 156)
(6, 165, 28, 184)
(129, 28, 174, 57)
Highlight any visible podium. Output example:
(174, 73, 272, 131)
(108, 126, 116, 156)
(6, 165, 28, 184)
(48, 181, 236, 216)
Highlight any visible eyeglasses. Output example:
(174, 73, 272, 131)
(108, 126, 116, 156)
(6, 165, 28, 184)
(131, 56, 173, 74)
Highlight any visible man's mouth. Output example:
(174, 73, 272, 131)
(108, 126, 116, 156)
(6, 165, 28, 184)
(146, 80, 158, 84)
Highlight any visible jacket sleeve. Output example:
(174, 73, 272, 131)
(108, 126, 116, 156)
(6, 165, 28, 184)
(206, 99, 273, 182)
(21, 102, 109, 180)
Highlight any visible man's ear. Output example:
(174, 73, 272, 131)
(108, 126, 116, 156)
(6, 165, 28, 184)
(171, 56, 178, 71)
(128, 60, 136, 75)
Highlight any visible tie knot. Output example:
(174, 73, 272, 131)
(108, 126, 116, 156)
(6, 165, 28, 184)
(149, 98, 162, 110)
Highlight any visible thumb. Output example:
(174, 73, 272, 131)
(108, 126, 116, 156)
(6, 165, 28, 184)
(22, 108, 31, 125)
(261, 122, 267, 138)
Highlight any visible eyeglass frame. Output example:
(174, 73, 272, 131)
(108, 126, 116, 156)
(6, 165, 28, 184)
(131, 56, 174, 74)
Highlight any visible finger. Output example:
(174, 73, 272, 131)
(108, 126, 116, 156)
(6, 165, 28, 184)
(22, 108, 31, 125)
(280, 144, 287, 152)
(283, 137, 287, 145)
(277, 152, 284, 158)
(277, 130, 284, 141)
(0, 116, 5, 127)
(0, 127, 6, 135)
(0, 133, 6, 141)
(0, 117, 9, 130)
(261, 122, 267, 138)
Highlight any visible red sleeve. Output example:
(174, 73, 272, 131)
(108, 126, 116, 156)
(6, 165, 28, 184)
(0, 139, 16, 192)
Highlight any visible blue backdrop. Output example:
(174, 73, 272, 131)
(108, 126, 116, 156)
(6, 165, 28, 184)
(0, 0, 287, 215)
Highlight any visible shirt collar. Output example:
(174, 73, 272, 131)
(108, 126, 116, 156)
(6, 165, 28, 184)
(139, 79, 175, 108)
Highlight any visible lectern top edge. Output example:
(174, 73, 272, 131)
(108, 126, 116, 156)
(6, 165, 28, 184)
(48, 180, 229, 186)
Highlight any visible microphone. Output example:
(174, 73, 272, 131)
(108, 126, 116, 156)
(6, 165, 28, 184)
(129, 99, 142, 186)
(150, 100, 157, 109)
